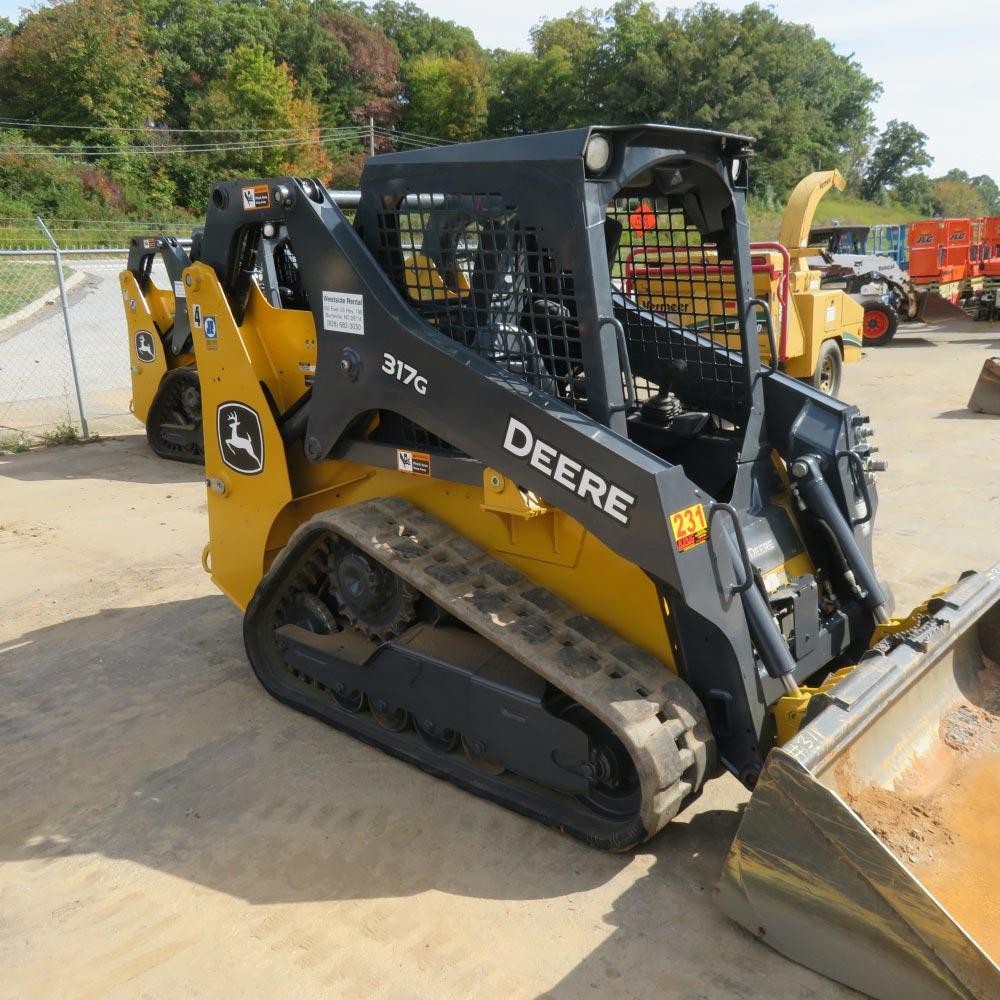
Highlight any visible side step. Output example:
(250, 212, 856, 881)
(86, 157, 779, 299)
(244, 497, 715, 848)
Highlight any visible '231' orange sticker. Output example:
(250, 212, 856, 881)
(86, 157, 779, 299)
(670, 503, 709, 552)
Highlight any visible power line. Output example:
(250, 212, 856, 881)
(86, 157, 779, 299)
(0, 117, 342, 135)
(0, 129, 372, 157)
(0, 116, 456, 147)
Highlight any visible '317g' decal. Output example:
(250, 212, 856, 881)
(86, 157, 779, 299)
(382, 352, 428, 395)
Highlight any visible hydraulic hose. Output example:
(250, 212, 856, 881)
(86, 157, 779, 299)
(790, 454, 888, 621)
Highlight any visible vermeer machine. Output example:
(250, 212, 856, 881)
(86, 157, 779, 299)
(121, 125, 1000, 997)
(622, 169, 863, 394)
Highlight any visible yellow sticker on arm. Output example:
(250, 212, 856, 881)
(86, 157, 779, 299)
(670, 503, 708, 552)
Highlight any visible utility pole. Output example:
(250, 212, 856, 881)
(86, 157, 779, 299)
(369, 116, 375, 157)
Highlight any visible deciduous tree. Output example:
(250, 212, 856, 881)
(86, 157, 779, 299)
(404, 54, 488, 142)
(862, 120, 932, 200)
(0, 0, 164, 147)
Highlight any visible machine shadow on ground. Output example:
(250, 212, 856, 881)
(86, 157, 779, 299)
(0, 435, 204, 486)
(936, 409, 996, 420)
(0, 596, 754, 916)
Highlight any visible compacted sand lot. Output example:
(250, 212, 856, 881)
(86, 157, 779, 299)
(1, 320, 998, 998)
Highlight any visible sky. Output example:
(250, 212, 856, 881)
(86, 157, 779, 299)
(0, 0, 995, 178)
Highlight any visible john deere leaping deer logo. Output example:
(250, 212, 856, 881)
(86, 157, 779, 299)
(216, 402, 264, 475)
(134, 330, 156, 363)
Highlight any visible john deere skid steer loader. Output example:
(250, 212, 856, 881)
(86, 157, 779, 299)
(134, 126, 1000, 998)
(120, 235, 204, 463)
(121, 197, 361, 463)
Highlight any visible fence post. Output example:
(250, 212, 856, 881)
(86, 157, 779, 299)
(369, 116, 375, 157)
(35, 216, 90, 440)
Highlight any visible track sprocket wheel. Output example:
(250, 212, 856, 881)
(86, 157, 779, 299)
(328, 544, 417, 641)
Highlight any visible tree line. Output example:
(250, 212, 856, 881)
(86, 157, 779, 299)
(0, 0, 995, 220)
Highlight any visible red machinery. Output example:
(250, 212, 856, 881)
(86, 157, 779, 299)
(908, 218, 974, 287)
(982, 217, 1000, 277)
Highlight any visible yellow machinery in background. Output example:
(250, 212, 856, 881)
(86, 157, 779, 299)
(626, 170, 863, 396)
(120, 235, 203, 462)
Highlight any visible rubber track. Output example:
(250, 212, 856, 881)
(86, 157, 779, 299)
(146, 368, 204, 465)
(313, 496, 715, 841)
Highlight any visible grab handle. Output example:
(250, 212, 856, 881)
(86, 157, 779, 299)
(710, 502, 754, 595)
(603, 315, 637, 413)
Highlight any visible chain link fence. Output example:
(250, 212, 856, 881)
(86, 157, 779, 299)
(0, 217, 191, 448)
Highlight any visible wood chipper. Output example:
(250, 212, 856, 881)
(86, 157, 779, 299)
(621, 181, 863, 396)
(126, 125, 1000, 998)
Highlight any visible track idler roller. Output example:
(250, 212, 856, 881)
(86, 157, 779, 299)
(371, 702, 409, 732)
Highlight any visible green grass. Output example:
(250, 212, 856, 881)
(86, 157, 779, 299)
(749, 191, 917, 242)
(37, 422, 80, 446)
(0, 260, 74, 320)
(0, 431, 30, 454)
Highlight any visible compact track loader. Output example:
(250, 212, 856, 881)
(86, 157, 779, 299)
(120, 235, 204, 463)
(121, 197, 361, 463)
(161, 126, 999, 998)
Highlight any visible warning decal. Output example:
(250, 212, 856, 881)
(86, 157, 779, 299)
(670, 502, 708, 552)
(397, 449, 431, 477)
(241, 184, 270, 211)
(322, 290, 365, 335)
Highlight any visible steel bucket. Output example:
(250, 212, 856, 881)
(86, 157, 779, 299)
(719, 565, 1000, 998)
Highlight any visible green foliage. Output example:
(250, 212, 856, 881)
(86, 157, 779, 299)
(405, 54, 488, 142)
(861, 120, 932, 200)
(0, 431, 31, 454)
(38, 422, 80, 446)
(748, 188, 917, 241)
(129, 0, 278, 128)
(486, 3, 880, 195)
(970, 175, 1000, 214)
(0, 131, 189, 224)
(931, 177, 987, 218)
(0, 0, 993, 228)
(176, 45, 330, 208)
(0, 0, 164, 149)
(895, 173, 934, 215)
(370, 1, 479, 63)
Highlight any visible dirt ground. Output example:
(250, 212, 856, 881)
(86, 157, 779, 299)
(1, 320, 998, 999)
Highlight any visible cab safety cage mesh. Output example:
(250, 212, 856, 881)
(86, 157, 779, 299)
(606, 195, 748, 423)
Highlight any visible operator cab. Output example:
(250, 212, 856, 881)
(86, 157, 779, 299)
(808, 225, 870, 256)
(361, 127, 758, 501)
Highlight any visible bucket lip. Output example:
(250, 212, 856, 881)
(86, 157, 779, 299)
(778, 562, 1000, 774)
(727, 745, 1000, 994)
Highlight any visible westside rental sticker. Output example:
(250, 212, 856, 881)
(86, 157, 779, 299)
(322, 290, 365, 335)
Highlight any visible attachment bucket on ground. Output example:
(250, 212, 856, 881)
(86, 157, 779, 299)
(719, 565, 1000, 999)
